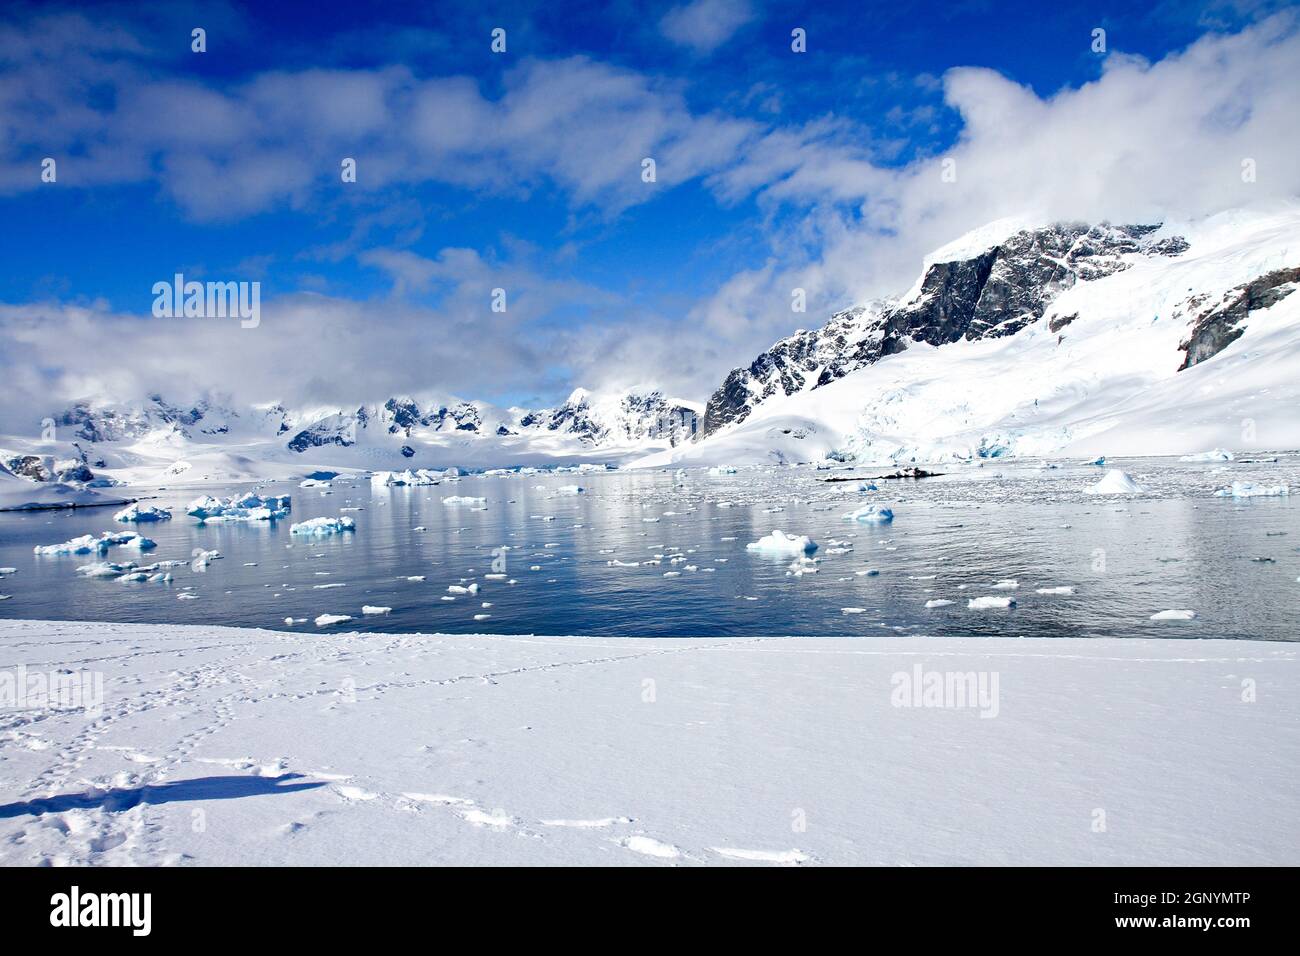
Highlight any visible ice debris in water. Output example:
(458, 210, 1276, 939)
(114, 503, 172, 523)
(746, 530, 818, 556)
(289, 516, 356, 536)
(1214, 481, 1289, 498)
(187, 492, 290, 522)
(442, 495, 486, 506)
(1150, 609, 1197, 621)
(1086, 470, 1146, 495)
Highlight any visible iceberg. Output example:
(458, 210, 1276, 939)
(114, 503, 172, 523)
(1214, 481, 1289, 498)
(1180, 448, 1234, 462)
(746, 530, 818, 556)
(34, 531, 156, 556)
(842, 504, 894, 523)
(1086, 470, 1147, 495)
(289, 516, 356, 536)
(187, 492, 290, 522)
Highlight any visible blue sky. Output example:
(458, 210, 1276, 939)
(1, 0, 1297, 418)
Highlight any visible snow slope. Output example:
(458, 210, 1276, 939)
(641, 204, 1300, 468)
(0, 619, 1294, 866)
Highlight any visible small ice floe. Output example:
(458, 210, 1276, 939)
(284, 617, 307, 625)
(1086, 470, 1146, 495)
(371, 469, 441, 487)
(0, 595, 10, 601)
(1214, 481, 1289, 498)
(708, 465, 737, 476)
(114, 503, 172, 523)
(176, 593, 199, 600)
(663, 571, 681, 577)
(857, 482, 878, 492)
(856, 568, 880, 577)
(299, 478, 332, 488)
(746, 530, 818, 556)
(473, 614, 492, 621)
(991, 579, 1019, 590)
(841, 607, 867, 614)
(786, 557, 819, 577)
(404, 575, 425, 582)
(0, 568, 15, 577)
(843, 504, 894, 523)
(1035, 586, 1076, 595)
(313, 583, 346, 589)
(314, 614, 353, 627)
(1150, 609, 1197, 621)
(968, 596, 1016, 610)
(289, 516, 356, 536)
(448, 583, 480, 595)
(1082, 456, 1106, 467)
(187, 492, 290, 522)
(35, 531, 156, 556)
(925, 599, 954, 609)
(1181, 448, 1234, 462)
(442, 495, 486, 506)
(607, 559, 640, 567)
(557, 485, 584, 495)
(362, 606, 392, 615)
(77, 561, 137, 578)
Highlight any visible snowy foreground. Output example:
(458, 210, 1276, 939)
(0, 619, 1295, 866)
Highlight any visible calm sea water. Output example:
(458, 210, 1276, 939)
(1, 458, 1296, 639)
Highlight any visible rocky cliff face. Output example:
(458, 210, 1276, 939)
(702, 223, 1192, 436)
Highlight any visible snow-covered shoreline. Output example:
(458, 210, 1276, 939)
(1, 619, 1294, 866)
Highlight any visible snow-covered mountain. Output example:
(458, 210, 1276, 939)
(640, 204, 1300, 467)
(2, 387, 701, 486)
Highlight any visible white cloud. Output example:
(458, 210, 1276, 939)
(660, 0, 756, 54)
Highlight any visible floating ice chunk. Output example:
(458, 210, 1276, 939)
(1214, 481, 1289, 498)
(1180, 448, 1235, 462)
(856, 568, 880, 577)
(841, 607, 867, 614)
(1036, 586, 1076, 595)
(746, 530, 818, 556)
(372, 469, 442, 488)
(1082, 456, 1106, 467)
(843, 504, 894, 523)
(1086, 470, 1146, 495)
(991, 579, 1019, 590)
(187, 493, 290, 522)
(707, 465, 737, 476)
(1150, 609, 1196, 621)
(442, 495, 486, 506)
(362, 605, 392, 615)
(786, 557, 819, 576)
(314, 614, 353, 627)
(289, 516, 356, 536)
(557, 485, 584, 495)
(857, 482, 878, 492)
(447, 583, 480, 595)
(968, 596, 1016, 610)
(34, 531, 155, 556)
(191, 549, 223, 570)
(114, 503, 172, 523)
(925, 599, 955, 608)
(473, 614, 492, 621)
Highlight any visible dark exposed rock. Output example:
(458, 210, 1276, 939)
(400, 445, 415, 458)
(1048, 313, 1078, 333)
(1178, 266, 1300, 370)
(5, 455, 51, 482)
(702, 222, 1189, 436)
